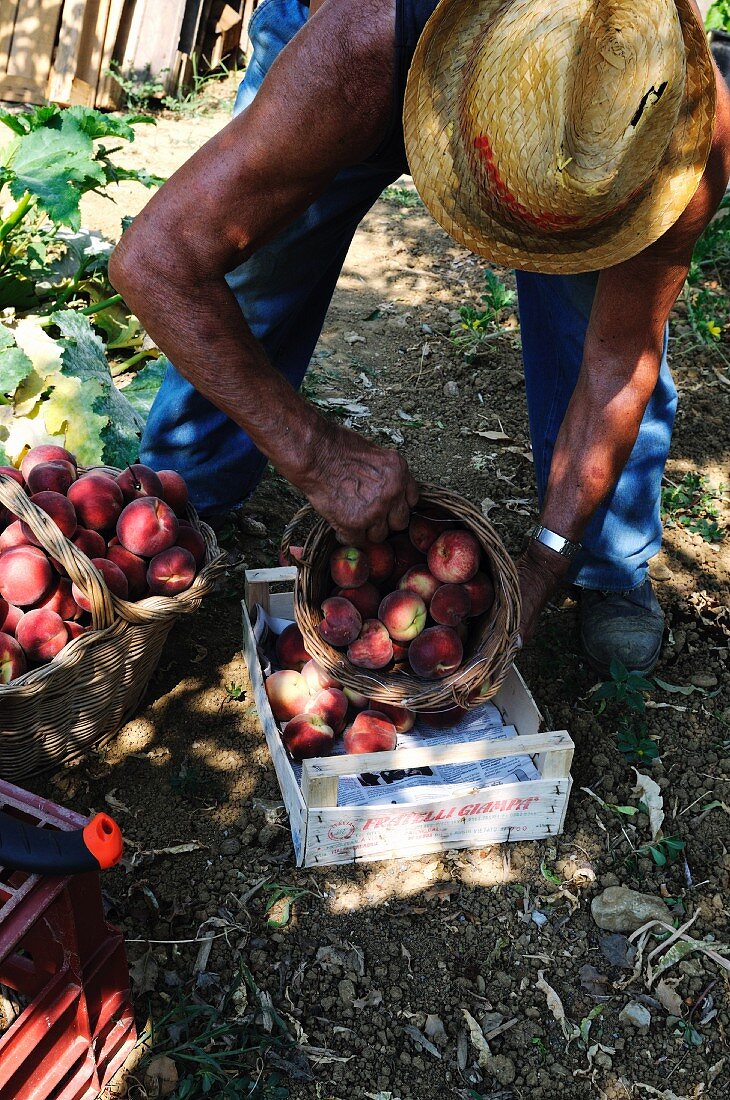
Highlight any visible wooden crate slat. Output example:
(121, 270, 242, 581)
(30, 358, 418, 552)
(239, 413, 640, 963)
(0, 0, 64, 102)
(47, 0, 90, 104)
(93, 0, 125, 107)
(0, 0, 19, 70)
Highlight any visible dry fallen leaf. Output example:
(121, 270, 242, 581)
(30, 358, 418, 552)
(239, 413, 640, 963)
(536, 970, 579, 1043)
(633, 769, 665, 841)
(656, 979, 684, 1017)
(462, 1009, 491, 1069)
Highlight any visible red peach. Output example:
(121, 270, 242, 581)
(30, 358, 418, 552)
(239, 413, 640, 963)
(421, 703, 468, 728)
(319, 597, 362, 647)
(275, 623, 311, 671)
(26, 460, 76, 496)
(76, 528, 108, 557)
(265, 669, 311, 722)
(38, 578, 81, 621)
(430, 583, 472, 627)
(301, 659, 341, 693)
(343, 686, 370, 711)
(389, 531, 425, 581)
(282, 713, 335, 761)
(21, 491, 77, 544)
(330, 546, 369, 589)
(347, 619, 393, 670)
(116, 497, 178, 557)
(373, 701, 415, 733)
(335, 582, 381, 621)
(65, 621, 89, 640)
(156, 470, 189, 516)
(427, 529, 481, 584)
(51, 527, 107, 578)
(20, 445, 76, 482)
(408, 625, 463, 679)
(116, 463, 164, 503)
(106, 544, 148, 600)
(72, 558, 129, 612)
(0, 521, 31, 551)
(398, 565, 441, 607)
(344, 710, 397, 754)
(147, 546, 196, 596)
(16, 608, 68, 663)
(361, 539, 395, 584)
(68, 475, 124, 532)
(0, 466, 24, 487)
(0, 597, 5, 627)
(0, 632, 27, 682)
(409, 511, 452, 553)
(463, 571, 495, 617)
(309, 687, 348, 734)
(0, 545, 54, 606)
(0, 602, 23, 636)
(391, 640, 410, 662)
(175, 527, 206, 569)
(378, 590, 427, 642)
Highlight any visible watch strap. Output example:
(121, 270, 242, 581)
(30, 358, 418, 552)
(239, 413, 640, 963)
(527, 524, 582, 559)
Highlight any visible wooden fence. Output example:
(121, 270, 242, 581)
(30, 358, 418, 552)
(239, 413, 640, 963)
(0, 0, 259, 109)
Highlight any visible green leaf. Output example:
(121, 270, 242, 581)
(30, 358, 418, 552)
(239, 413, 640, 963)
(63, 106, 136, 142)
(51, 310, 144, 466)
(0, 110, 28, 136)
(7, 120, 105, 228)
(122, 356, 167, 416)
(609, 657, 629, 682)
(0, 345, 34, 396)
(650, 847, 667, 867)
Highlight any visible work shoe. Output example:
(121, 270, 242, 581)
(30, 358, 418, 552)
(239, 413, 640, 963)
(580, 579, 664, 678)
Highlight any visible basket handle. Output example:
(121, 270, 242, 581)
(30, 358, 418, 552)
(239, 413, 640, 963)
(0, 472, 116, 629)
(280, 502, 316, 568)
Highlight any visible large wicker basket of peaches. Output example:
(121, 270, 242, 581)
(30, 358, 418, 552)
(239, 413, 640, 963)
(0, 445, 226, 781)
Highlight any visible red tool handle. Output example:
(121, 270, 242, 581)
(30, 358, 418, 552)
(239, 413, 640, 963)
(0, 809, 123, 874)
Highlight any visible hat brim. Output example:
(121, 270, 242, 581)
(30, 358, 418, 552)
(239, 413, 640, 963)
(404, 0, 716, 274)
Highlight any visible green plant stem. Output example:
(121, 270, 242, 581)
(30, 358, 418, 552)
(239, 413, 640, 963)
(0, 192, 33, 244)
(81, 293, 123, 316)
(111, 347, 152, 376)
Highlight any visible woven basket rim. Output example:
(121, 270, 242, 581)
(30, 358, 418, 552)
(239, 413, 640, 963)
(0, 465, 227, 695)
(283, 484, 521, 710)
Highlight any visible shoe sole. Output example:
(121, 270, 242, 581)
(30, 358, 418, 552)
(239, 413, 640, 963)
(581, 633, 662, 681)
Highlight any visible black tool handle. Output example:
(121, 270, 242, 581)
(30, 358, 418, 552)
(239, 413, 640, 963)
(0, 809, 123, 874)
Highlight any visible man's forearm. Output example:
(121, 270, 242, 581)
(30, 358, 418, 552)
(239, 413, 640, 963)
(540, 348, 663, 544)
(110, 246, 326, 488)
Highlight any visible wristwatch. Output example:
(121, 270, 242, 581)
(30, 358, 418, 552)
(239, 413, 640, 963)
(526, 524, 582, 560)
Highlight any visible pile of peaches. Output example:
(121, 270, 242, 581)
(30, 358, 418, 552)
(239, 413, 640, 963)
(266, 621, 416, 761)
(0, 444, 205, 685)
(266, 512, 495, 760)
(319, 514, 493, 679)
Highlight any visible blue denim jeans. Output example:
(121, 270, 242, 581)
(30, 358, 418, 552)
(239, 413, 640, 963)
(140, 0, 677, 592)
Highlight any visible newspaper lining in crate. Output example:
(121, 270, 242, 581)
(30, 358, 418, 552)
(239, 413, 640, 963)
(242, 567, 574, 868)
(253, 604, 541, 806)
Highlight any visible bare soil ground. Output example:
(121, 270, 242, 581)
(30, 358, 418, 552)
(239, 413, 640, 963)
(45, 76, 730, 1098)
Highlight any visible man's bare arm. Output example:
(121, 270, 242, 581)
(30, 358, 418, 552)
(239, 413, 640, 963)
(109, 0, 418, 541)
(519, 48, 730, 639)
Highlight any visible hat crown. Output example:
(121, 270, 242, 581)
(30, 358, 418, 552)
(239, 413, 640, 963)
(458, 0, 686, 234)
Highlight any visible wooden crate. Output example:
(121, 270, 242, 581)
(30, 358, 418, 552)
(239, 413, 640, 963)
(242, 567, 574, 868)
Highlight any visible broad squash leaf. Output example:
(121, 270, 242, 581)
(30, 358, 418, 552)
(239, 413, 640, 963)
(52, 310, 144, 466)
(122, 356, 167, 416)
(6, 119, 105, 229)
(13, 317, 64, 380)
(42, 372, 108, 465)
(0, 346, 34, 396)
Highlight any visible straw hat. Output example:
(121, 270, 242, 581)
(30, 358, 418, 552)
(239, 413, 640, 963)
(403, 0, 716, 274)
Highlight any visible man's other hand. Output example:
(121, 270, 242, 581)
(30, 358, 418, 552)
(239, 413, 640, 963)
(516, 539, 573, 646)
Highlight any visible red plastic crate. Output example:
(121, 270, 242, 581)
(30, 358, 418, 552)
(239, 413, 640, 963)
(0, 780, 136, 1100)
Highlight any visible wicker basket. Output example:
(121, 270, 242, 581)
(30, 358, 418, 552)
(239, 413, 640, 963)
(281, 485, 521, 711)
(0, 468, 227, 782)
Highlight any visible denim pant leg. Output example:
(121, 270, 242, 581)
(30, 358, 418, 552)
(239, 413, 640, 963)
(516, 271, 677, 591)
(140, 0, 402, 514)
